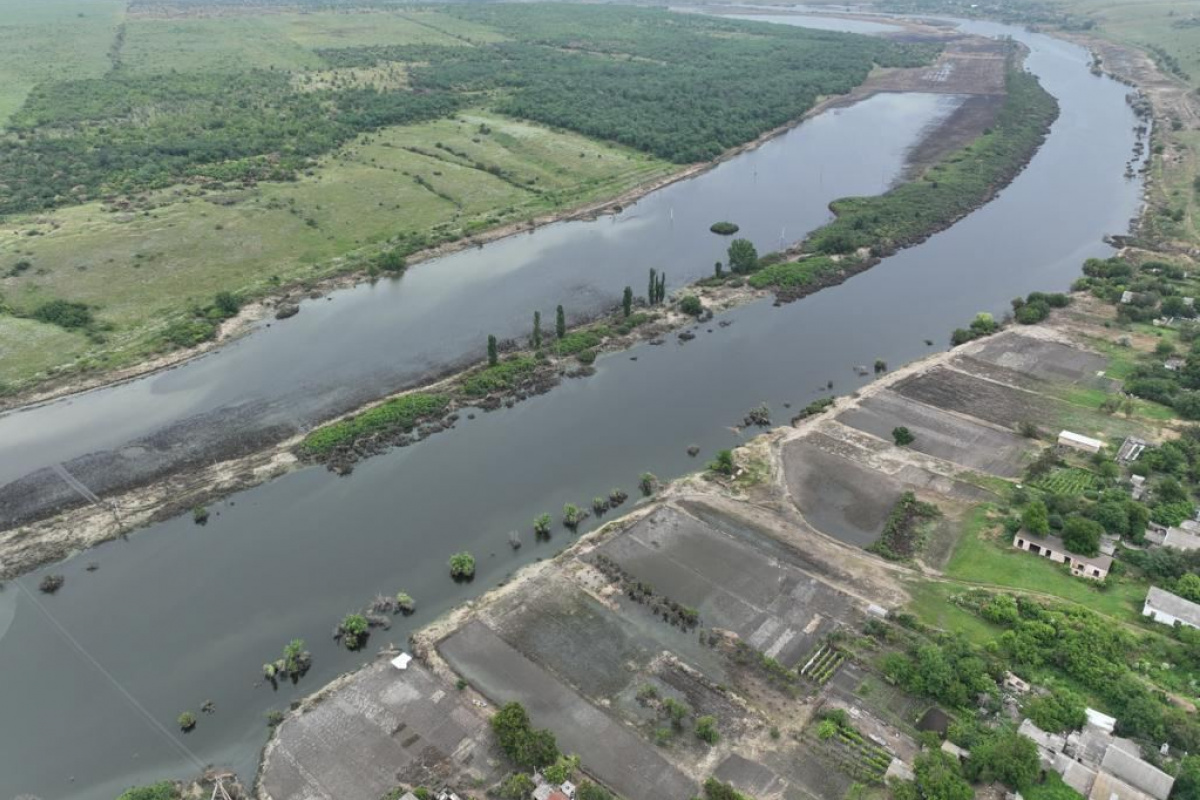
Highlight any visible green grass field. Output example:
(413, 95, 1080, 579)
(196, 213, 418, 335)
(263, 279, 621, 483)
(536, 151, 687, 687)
(940, 505, 1147, 620)
(0, 109, 673, 388)
(0, 0, 123, 127)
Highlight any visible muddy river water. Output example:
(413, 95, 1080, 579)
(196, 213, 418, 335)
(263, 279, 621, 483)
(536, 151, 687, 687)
(0, 17, 1144, 800)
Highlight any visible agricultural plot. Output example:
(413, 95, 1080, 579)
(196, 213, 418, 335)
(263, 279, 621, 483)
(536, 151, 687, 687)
(890, 366, 1053, 430)
(968, 332, 1109, 384)
(1031, 467, 1099, 495)
(808, 726, 893, 784)
(837, 389, 1033, 476)
(799, 645, 846, 686)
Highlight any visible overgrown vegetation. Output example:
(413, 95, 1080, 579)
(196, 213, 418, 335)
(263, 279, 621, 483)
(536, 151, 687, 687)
(299, 393, 448, 456)
(319, 6, 935, 164)
(490, 701, 560, 770)
(868, 491, 941, 560)
(807, 63, 1058, 255)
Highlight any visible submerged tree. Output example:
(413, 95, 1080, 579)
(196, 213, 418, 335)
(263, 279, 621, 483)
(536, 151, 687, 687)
(488, 334, 498, 367)
(556, 305, 566, 339)
(623, 286, 633, 318)
(533, 311, 542, 350)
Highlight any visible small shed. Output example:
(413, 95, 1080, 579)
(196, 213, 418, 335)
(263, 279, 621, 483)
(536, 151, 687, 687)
(1058, 430, 1103, 454)
(390, 652, 413, 670)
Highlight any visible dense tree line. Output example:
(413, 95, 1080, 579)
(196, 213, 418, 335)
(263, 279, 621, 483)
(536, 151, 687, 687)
(320, 5, 937, 163)
(0, 71, 461, 214)
(808, 65, 1058, 255)
(0, 5, 935, 215)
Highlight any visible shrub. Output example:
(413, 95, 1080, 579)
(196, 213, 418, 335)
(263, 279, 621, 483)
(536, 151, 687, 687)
(395, 592, 415, 614)
(533, 513, 552, 537)
(212, 291, 240, 318)
(708, 449, 735, 476)
(338, 614, 369, 650)
(118, 782, 179, 800)
(639, 472, 658, 496)
(696, 715, 720, 744)
(679, 295, 703, 316)
(562, 503, 583, 530)
(161, 318, 217, 348)
(32, 299, 93, 329)
(893, 426, 915, 446)
(192, 505, 209, 525)
(177, 712, 197, 732)
(449, 551, 476, 579)
(710, 221, 739, 235)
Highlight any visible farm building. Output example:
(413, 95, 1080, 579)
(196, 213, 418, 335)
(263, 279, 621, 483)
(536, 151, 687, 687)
(1143, 587, 1200, 630)
(1144, 523, 1200, 551)
(1012, 532, 1112, 580)
(1058, 430, 1104, 454)
(1020, 712, 1174, 800)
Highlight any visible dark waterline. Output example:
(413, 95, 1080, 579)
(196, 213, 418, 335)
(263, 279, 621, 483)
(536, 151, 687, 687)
(0, 18, 1143, 800)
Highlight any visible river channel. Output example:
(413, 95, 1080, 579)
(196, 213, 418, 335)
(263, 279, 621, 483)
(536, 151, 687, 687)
(0, 16, 1144, 800)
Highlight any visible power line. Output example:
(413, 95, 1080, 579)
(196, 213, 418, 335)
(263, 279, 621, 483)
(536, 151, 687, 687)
(14, 578, 208, 774)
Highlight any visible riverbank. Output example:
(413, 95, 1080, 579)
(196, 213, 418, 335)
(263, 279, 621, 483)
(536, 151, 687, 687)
(0, 30, 1048, 578)
(0, 16, 954, 414)
(258, 304, 1166, 800)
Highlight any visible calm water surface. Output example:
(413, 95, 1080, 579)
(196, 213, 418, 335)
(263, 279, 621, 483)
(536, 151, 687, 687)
(0, 17, 1145, 800)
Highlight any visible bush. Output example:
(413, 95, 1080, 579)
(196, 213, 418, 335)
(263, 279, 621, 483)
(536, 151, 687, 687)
(161, 318, 217, 348)
(678, 295, 703, 316)
(118, 782, 179, 800)
(893, 426, 915, 446)
(395, 592, 415, 613)
(177, 711, 197, 732)
(339, 613, 369, 650)
(708, 449, 735, 476)
(32, 299, 93, 330)
(696, 715, 720, 744)
(710, 221, 739, 235)
(212, 291, 240, 318)
(449, 551, 476, 579)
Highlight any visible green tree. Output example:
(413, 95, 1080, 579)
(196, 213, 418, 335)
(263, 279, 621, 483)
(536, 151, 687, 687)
(1178, 573, 1200, 603)
(1062, 516, 1104, 556)
(965, 728, 1040, 790)
(648, 268, 658, 306)
(556, 305, 566, 339)
(893, 426, 915, 446)
(657, 272, 666, 304)
(534, 513, 552, 537)
(1025, 687, 1086, 733)
(727, 238, 758, 274)
(488, 334, 499, 367)
(1022, 500, 1050, 535)
(907, 750, 973, 800)
(491, 702, 559, 770)
(117, 782, 179, 800)
(622, 286, 633, 318)
(533, 311, 542, 349)
(449, 551, 476, 579)
(562, 503, 582, 529)
(1174, 755, 1200, 800)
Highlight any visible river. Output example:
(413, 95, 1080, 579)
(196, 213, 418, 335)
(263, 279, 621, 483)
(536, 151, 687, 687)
(0, 16, 1144, 800)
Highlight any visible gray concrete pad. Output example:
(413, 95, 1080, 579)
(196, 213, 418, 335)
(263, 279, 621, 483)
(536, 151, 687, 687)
(259, 658, 498, 800)
(597, 506, 858, 668)
(439, 620, 697, 800)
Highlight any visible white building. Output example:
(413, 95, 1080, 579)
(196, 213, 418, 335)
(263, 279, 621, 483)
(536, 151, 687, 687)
(1143, 586, 1200, 630)
(1058, 430, 1104, 454)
